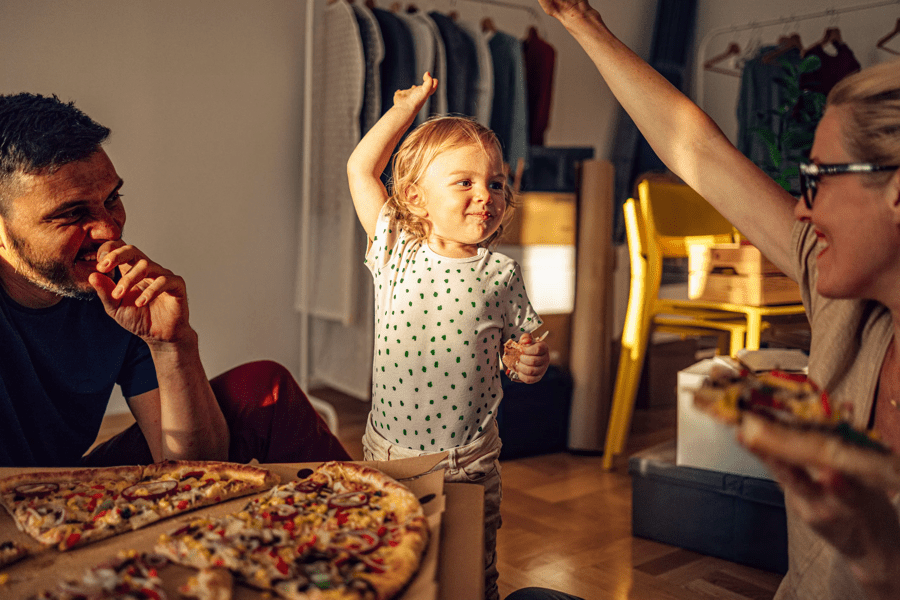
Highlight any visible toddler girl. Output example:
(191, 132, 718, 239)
(347, 73, 550, 600)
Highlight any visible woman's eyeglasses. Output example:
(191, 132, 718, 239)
(798, 162, 899, 209)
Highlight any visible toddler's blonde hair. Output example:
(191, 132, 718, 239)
(387, 115, 516, 246)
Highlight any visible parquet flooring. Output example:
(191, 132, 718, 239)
(95, 387, 785, 600)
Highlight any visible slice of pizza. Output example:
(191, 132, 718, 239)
(0, 540, 28, 568)
(29, 550, 169, 600)
(0, 466, 142, 550)
(694, 364, 900, 488)
(502, 339, 525, 371)
(119, 460, 281, 530)
(180, 566, 234, 600)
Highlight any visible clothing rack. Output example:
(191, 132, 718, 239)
(458, 0, 542, 22)
(696, 0, 900, 106)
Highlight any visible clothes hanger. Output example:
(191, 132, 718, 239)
(703, 42, 741, 77)
(876, 18, 900, 56)
(405, 3, 418, 13)
(804, 27, 842, 55)
(481, 17, 496, 33)
(365, 0, 375, 8)
(762, 33, 803, 65)
(389, 1, 400, 11)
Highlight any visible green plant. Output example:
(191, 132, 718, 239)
(754, 54, 826, 194)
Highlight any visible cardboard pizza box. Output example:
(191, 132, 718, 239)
(0, 455, 483, 600)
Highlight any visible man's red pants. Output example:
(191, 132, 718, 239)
(82, 360, 351, 466)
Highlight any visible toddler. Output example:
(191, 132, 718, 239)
(347, 73, 550, 600)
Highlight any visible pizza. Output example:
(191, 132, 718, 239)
(502, 331, 548, 380)
(501, 339, 525, 372)
(27, 549, 169, 600)
(0, 539, 28, 568)
(180, 566, 235, 600)
(694, 363, 900, 488)
(155, 461, 429, 600)
(0, 461, 280, 551)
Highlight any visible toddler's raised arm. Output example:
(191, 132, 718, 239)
(347, 72, 438, 240)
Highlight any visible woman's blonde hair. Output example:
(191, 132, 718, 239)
(387, 115, 516, 246)
(827, 60, 900, 172)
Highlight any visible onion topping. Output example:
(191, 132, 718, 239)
(330, 529, 381, 554)
(328, 491, 368, 509)
(268, 504, 299, 521)
(122, 480, 178, 501)
(14, 482, 59, 498)
(294, 480, 323, 494)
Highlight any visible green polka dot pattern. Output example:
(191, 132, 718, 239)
(365, 210, 542, 451)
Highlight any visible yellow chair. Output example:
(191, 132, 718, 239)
(601, 180, 808, 470)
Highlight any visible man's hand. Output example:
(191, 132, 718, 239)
(392, 72, 438, 116)
(88, 240, 192, 346)
(506, 332, 551, 384)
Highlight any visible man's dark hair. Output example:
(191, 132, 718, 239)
(0, 93, 110, 215)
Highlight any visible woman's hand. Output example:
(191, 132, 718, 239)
(740, 418, 900, 599)
(538, 0, 595, 21)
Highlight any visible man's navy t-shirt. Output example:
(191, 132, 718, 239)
(0, 287, 158, 466)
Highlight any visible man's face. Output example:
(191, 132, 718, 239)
(0, 149, 125, 305)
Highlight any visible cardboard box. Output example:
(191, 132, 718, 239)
(688, 242, 801, 306)
(0, 456, 483, 600)
(502, 192, 576, 245)
(677, 358, 772, 479)
(630, 441, 787, 574)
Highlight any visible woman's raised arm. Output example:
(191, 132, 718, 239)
(540, 0, 798, 274)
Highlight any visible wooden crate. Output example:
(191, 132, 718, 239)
(689, 271, 802, 306)
(689, 242, 801, 306)
(501, 192, 576, 245)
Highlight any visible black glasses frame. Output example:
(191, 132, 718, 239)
(799, 162, 899, 209)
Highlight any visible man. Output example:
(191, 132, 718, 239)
(0, 92, 350, 467)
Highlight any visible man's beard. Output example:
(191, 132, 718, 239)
(6, 229, 97, 301)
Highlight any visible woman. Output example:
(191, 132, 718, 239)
(520, 1, 900, 599)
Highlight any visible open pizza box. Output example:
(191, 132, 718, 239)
(0, 455, 484, 600)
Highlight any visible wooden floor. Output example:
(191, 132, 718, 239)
(97, 388, 784, 600)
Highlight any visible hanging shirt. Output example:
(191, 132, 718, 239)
(488, 29, 530, 171)
(800, 42, 861, 96)
(458, 20, 495, 127)
(371, 8, 417, 118)
(429, 12, 480, 117)
(523, 26, 556, 146)
(736, 46, 802, 170)
(352, 3, 385, 136)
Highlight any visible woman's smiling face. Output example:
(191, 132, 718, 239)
(795, 105, 900, 302)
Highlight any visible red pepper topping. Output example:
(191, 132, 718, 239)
(64, 532, 81, 548)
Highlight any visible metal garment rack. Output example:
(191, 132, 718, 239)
(696, 0, 900, 107)
(457, 0, 542, 21)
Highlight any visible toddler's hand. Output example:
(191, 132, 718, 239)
(393, 72, 438, 114)
(505, 332, 551, 384)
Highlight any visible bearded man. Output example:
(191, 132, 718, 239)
(0, 93, 350, 467)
